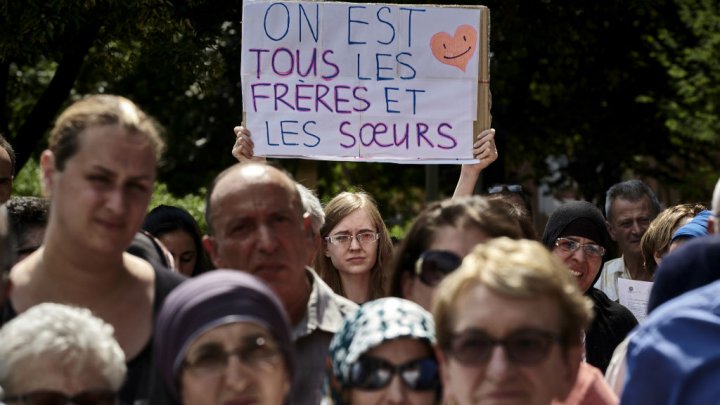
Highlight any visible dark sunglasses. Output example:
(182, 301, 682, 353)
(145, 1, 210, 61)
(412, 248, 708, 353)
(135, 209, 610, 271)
(488, 184, 523, 194)
(414, 250, 462, 286)
(449, 328, 560, 366)
(2, 389, 117, 405)
(349, 355, 439, 391)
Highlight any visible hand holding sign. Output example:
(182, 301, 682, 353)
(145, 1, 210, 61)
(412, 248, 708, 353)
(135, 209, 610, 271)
(232, 126, 266, 163)
(430, 25, 478, 72)
(453, 128, 498, 198)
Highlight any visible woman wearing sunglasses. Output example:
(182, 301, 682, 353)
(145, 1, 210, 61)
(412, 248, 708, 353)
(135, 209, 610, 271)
(433, 238, 619, 405)
(0, 303, 125, 405)
(325, 297, 439, 405)
(388, 196, 524, 310)
(541, 201, 638, 373)
(315, 191, 394, 303)
(155, 270, 294, 405)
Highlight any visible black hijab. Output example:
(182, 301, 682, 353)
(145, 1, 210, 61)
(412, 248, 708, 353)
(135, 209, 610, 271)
(541, 200, 637, 373)
(541, 201, 610, 287)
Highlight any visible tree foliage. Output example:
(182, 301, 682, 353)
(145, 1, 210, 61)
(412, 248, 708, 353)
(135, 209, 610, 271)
(2, 0, 719, 226)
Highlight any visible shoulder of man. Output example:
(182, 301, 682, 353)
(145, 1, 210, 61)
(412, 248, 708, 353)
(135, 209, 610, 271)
(623, 280, 720, 404)
(601, 257, 624, 273)
(308, 268, 358, 316)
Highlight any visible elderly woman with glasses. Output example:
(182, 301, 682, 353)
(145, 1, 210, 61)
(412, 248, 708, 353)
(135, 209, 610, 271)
(154, 270, 294, 405)
(0, 303, 126, 405)
(325, 297, 439, 405)
(433, 238, 618, 405)
(315, 191, 394, 304)
(388, 195, 524, 310)
(541, 201, 638, 373)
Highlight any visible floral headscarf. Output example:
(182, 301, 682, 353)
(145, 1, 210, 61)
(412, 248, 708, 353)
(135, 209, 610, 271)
(326, 297, 436, 404)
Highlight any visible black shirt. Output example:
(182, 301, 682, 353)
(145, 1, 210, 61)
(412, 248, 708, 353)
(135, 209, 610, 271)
(0, 266, 186, 405)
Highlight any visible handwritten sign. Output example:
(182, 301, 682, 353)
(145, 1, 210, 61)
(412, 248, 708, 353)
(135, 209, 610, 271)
(241, 1, 489, 163)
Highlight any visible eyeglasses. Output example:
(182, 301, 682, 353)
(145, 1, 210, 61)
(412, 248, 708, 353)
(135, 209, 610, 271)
(2, 389, 117, 405)
(183, 335, 282, 377)
(449, 329, 561, 366)
(488, 184, 523, 194)
(325, 232, 379, 246)
(554, 237, 605, 258)
(349, 356, 439, 391)
(414, 250, 463, 286)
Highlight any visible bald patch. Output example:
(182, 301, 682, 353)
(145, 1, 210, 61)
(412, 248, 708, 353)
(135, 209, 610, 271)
(213, 164, 296, 202)
(206, 163, 304, 233)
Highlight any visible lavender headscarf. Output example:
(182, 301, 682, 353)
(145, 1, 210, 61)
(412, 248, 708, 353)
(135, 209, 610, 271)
(154, 270, 294, 403)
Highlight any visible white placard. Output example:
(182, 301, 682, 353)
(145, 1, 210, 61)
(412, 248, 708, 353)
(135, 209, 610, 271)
(241, 1, 486, 163)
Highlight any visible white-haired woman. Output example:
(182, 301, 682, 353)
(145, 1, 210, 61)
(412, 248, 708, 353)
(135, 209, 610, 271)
(0, 303, 126, 404)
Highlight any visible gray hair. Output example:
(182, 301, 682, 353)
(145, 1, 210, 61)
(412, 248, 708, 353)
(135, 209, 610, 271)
(297, 183, 324, 236)
(0, 303, 126, 393)
(605, 180, 660, 221)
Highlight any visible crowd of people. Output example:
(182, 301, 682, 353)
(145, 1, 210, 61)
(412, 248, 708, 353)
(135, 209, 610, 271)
(0, 94, 718, 405)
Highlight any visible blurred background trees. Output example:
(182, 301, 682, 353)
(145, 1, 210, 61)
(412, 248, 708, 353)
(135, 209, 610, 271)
(2, 0, 718, 229)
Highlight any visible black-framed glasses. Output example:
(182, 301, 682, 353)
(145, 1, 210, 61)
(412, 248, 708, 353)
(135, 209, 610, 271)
(449, 328, 561, 366)
(488, 184, 523, 194)
(325, 232, 379, 247)
(414, 250, 462, 286)
(554, 237, 605, 258)
(2, 389, 117, 405)
(349, 356, 439, 391)
(183, 335, 282, 377)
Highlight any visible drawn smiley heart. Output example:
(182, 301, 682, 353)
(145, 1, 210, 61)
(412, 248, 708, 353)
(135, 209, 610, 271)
(430, 25, 478, 72)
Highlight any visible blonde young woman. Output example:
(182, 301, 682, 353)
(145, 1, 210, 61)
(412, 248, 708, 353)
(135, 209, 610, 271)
(3, 95, 185, 404)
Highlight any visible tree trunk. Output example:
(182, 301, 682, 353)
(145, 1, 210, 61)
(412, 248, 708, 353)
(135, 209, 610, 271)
(13, 24, 100, 171)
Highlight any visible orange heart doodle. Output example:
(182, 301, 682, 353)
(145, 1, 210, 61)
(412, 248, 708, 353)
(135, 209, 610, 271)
(430, 25, 477, 72)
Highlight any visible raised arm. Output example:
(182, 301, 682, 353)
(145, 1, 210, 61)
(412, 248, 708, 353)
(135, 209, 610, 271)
(452, 128, 497, 198)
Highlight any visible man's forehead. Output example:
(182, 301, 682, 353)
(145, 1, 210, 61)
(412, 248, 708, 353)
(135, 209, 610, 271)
(611, 197, 653, 217)
(211, 167, 300, 214)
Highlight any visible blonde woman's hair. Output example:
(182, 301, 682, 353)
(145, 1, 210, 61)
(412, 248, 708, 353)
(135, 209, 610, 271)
(49, 94, 164, 170)
(640, 203, 706, 275)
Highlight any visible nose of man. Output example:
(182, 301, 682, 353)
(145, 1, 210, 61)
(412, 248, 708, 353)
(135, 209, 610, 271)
(256, 223, 279, 253)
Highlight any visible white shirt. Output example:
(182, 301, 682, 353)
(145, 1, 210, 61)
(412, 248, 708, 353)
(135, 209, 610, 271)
(594, 257, 630, 301)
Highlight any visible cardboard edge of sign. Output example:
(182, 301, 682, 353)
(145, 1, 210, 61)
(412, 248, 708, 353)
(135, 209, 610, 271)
(241, 3, 491, 163)
(475, 5, 491, 144)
